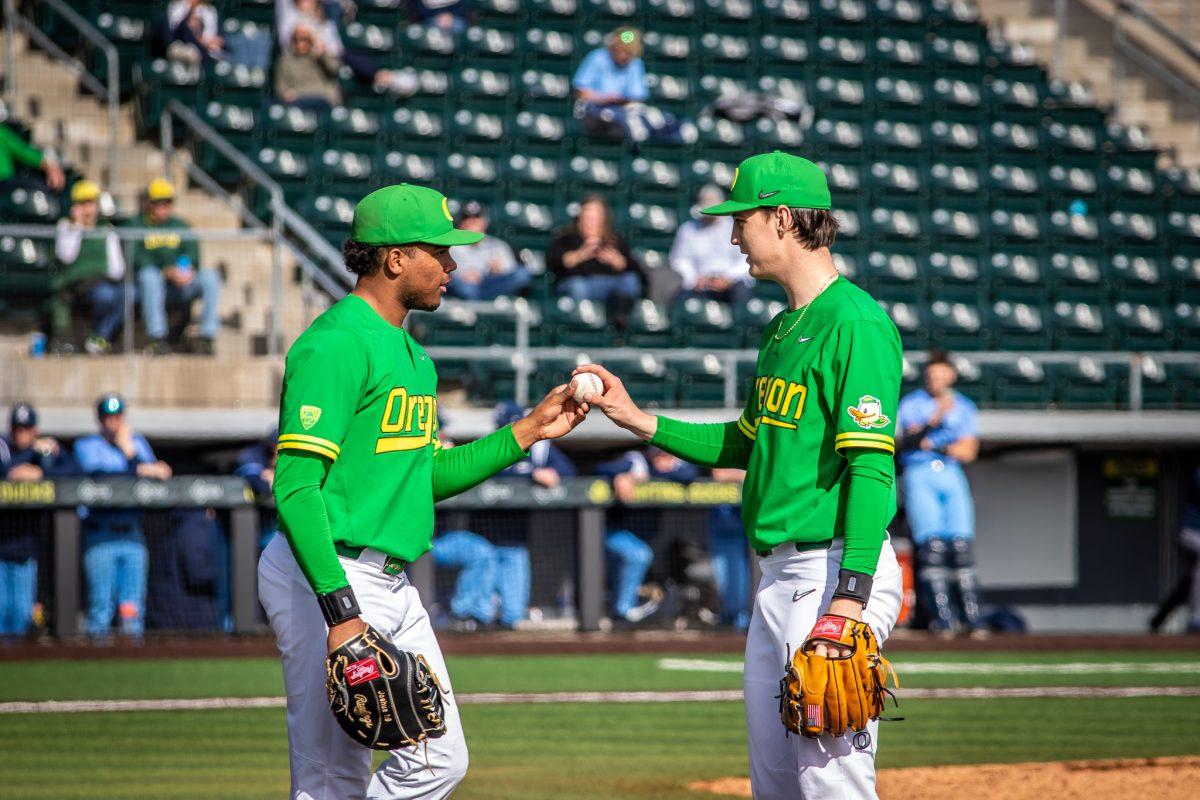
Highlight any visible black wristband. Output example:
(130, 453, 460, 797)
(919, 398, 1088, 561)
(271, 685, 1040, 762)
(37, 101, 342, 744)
(832, 569, 873, 607)
(317, 586, 361, 627)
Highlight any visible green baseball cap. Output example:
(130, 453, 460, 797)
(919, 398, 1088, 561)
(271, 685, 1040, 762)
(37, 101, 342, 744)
(351, 184, 484, 246)
(701, 151, 831, 216)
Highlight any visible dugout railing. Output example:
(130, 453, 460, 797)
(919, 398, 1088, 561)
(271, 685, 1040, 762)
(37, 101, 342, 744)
(0, 475, 752, 640)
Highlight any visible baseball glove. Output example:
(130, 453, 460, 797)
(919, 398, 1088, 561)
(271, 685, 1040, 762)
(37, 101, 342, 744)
(778, 614, 898, 738)
(326, 623, 448, 750)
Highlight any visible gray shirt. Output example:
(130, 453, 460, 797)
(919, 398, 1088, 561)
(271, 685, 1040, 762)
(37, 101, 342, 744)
(449, 234, 520, 280)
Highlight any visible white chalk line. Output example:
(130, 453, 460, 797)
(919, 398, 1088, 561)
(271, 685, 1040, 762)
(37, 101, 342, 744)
(3, 686, 1200, 715)
(658, 658, 1200, 675)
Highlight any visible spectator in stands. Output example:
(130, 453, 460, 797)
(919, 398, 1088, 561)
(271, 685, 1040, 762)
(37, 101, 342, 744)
(0, 121, 65, 193)
(1150, 463, 1200, 634)
(432, 405, 532, 629)
(410, 0, 471, 33)
(897, 351, 983, 637)
(276, 0, 418, 97)
(546, 194, 642, 329)
(446, 201, 532, 301)
(234, 428, 279, 551)
(594, 447, 700, 624)
(51, 180, 128, 356)
(73, 395, 173, 642)
(709, 468, 750, 630)
(274, 21, 344, 110)
(572, 27, 692, 145)
(164, 0, 226, 66)
(129, 179, 221, 356)
(147, 508, 228, 631)
(0, 403, 67, 639)
(670, 184, 752, 306)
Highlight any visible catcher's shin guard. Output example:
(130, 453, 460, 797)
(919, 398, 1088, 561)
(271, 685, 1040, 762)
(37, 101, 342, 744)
(916, 538, 956, 632)
(950, 537, 982, 630)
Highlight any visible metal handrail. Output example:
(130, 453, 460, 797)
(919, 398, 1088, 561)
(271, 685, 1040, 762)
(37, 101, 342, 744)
(4, 0, 119, 188)
(1110, 0, 1200, 124)
(0, 224, 277, 241)
(1121, 1, 1200, 65)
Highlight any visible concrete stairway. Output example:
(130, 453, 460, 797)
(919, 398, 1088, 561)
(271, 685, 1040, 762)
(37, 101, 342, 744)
(2, 30, 324, 411)
(975, 0, 1200, 167)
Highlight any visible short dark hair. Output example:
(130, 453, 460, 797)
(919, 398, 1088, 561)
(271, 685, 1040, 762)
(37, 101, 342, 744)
(788, 208, 839, 251)
(926, 349, 954, 369)
(342, 240, 418, 278)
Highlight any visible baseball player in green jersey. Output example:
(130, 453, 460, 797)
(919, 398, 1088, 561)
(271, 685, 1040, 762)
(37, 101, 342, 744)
(258, 184, 589, 800)
(578, 152, 905, 799)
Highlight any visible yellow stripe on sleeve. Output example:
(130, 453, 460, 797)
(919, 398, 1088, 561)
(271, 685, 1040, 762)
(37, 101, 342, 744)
(736, 417, 758, 441)
(277, 440, 340, 461)
(834, 438, 896, 454)
(278, 433, 341, 456)
(835, 431, 894, 445)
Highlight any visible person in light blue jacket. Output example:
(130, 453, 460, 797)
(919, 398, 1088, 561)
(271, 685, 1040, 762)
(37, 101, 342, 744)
(897, 352, 983, 636)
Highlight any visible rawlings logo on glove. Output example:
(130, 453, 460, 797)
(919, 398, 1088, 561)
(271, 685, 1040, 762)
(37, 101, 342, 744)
(778, 614, 899, 739)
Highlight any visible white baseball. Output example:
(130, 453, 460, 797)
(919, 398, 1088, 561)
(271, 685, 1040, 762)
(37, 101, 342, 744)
(572, 372, 604, 403)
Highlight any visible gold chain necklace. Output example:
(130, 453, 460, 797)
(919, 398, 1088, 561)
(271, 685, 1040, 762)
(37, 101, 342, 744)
(773, 272, 839, 342)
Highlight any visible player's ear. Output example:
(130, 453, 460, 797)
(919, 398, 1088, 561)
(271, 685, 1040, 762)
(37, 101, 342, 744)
(382, 245, 405, 278)
(775, 205, 794, 237)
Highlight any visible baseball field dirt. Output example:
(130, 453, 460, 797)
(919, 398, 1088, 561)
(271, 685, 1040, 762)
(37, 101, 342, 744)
(690, 755, 1200, 799)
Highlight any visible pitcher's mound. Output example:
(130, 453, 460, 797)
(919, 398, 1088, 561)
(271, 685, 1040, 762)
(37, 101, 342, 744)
(689, 756, 1200, 799)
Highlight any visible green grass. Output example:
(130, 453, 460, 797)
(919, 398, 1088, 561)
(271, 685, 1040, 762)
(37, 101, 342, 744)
(2, 697, 1198, 799)
(1, 650, 1198, 701)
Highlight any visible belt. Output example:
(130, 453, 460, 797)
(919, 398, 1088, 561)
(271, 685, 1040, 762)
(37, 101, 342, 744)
(756, 539, 834, 558)
(334, 542, 408, 576)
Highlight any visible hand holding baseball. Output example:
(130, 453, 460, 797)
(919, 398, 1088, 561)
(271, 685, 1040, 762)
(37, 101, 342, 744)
(572, 363, 658, 441)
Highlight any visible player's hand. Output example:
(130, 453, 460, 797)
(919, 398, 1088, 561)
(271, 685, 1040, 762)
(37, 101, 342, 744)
(327, 616, 367, 654)
(512, 383, 588, 448)
(808, 599, 864, 659)
(572, 363, 658, 441)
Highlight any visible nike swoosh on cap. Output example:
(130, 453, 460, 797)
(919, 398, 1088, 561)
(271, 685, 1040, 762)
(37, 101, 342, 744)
(758, 189, 781, 199)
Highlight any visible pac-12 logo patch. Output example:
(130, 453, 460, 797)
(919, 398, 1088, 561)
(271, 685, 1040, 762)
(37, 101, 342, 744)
(299, 405, 322, 430)
(847, 395, 890, 429)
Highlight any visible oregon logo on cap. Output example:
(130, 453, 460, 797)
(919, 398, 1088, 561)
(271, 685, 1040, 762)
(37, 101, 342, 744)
(730, 168, 739, 191)
(441, 197, 453, 221)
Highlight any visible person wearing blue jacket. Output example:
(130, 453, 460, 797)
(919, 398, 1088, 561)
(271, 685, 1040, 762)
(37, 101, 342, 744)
(73, 395, 173, 640)
(897, 352, 983, 636)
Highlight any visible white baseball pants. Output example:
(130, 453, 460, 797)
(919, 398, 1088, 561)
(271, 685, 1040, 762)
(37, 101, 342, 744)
(258, 534, 468, 800)
(744, 538, 904, 800)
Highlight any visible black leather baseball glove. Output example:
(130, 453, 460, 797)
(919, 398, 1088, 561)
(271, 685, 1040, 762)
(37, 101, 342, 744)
(326, 623, 448, 750)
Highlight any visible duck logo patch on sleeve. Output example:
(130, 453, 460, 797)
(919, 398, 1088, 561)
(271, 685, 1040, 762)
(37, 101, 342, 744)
(300, 405, 323, 430)
(847, 395, 890, 429)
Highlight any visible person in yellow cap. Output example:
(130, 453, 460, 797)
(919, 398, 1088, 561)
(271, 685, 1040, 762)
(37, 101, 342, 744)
(124, 178, 221, 355)
(51, 180, 128, 355)
(576, 151, 906, 800)
(259, 184, 589, 799)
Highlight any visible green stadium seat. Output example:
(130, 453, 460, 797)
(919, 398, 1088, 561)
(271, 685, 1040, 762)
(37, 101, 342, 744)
(386, 108, 445, 149)
(643, 73, 691, 115)
(449, 109, 506, 152)
(815, 35, 868, 68)
(986, 252, 1041, 299)
(504, 154, 561, 192)
(328, 107, 383, 154)
(671, 354, 729, 408)
(0, 185, 59, 223)
(1163, 166, 1200, 210)
(443, 153, 500, 196)
(814, 0, 867, 23)
(399, 69, 452, 108)
(988, 79, 1042, 111)
(583, 0, 640, 26)
(1170, 255, 1200, 301)
(988, 209, 1041, 247)
(928, 120, 982, 154)
(263, 103, 321, 150)
(821, 161, 863, 196)
(1043, 121, 1099, 154)
(686, 158, 738, 189)
(345, 22, 400, 58)
(566, 156, 622, 193)
(200, 101, 258, 153)
(1045, 252, 1104, 299)
(926, 251, 981, 301)
(313, 149, 374, 195)
(808, 118, 865, 155)
(814, 76, 866, 110)
(698, 34, 752, 78)
(625, 203, 680, 245)
(457, 68, 513, 111)
(928, 163, 981, 197)
(463, 26, 517, 67)
(734, 297, 786, 347)
(256, 147, 312, 202)
(1168, 302, 1200, 350)
(868, 207, 921, 242)
(410, 303, 479, 347)
(1132, 356, 1175, 409)
(1166, 363, 1200, 408)
(0, 236, 54, 273)
(760, 0, 812, 24)
(989, 300, 1050, 349)
(1045, 165, 1098, 198)
(876, 299, 928, 349)
(1109, 253, 1162, 301)
(928, 299, 984, 351)
(873, 37, 925, 69)
(873, 76, 925, 111)
(1104, 123, 1157, 160)
(1167, 211, 1200, 248)
(931, 77, 982, 111)
(867, 161, 921, 198)
(703, 0, 755, 25)
(377, 151, 439, 184)
(524, 27, 576, 62)
(496, 200, 557, 243)
(1111, 301, 1171, 351)
(512, 111, 567, 155)
(748, 116, 807, 150)
(475, 0, 525, 27)
(758, 35, 808, 68)
(140, 59, 202, 127)
(529, 0, 577, 22)
(929, 208, 982, 245)
(605, 355, 676, 408)
(235, 0, 275, 24)
(990, 358, 1053, 407)
(1046, 210, 1100, 246)
(1047, 357, 1120, 408)
(1103, 165, 1156, 197)
(629, 158, 682, 202)
(947, 354, 990, 406)
(987, 164, 1040, 197)
(297, 195, 355, 244)
(1049, 300, 1111, 350)
(672, 297, 734, 349)
(862, 251, 921, 301)
(473, 299, 527, 346)
(1105, 211, 1158, 244)
(520, 69, 572, 113)
(94, 11, 146, 92)
(627, 299, 674, 347)
(544, 297, 611, 347)
(927, 37, 982, 68)
(356, 0, 406, 25)
(871, 120, 923, 155)
(987, 121, 1040, 154)
(833, 209, 862, 246)
(467, 354, 522, 403)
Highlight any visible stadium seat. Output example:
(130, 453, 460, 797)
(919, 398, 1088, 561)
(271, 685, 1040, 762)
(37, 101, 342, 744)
(1167, 211, 1200, 247)
(1106, 211, 1158, 244)
(313, 149, 374, 196)
(1043, 121, 1099, 154)
(928, 163, 981, 197)
(626, 299, 673, 348)
(987, 164, 1040, 197)
(512, 111, 567, 155)
(467, 353, 522, 403)
(345, 22, 400, 59)
(377, 152, 439, 184)
(988, 79, 1041, 111)
(629, 158, 682, 200)
(872, 76, 924, 109)
(263, 104, 322, 151)
(760, 0, 812, 23)
(1049, 300, 1111, 350)
(873, 37, 924, 69)
(386, 108, 444, 152)
(495, 200, 557, 244)
(458, 68, 513, 110)
(297, 195, 355, 244)
(868, 162, 921, 197)
(926, 251, 981, 302)
(475, 0, 525, 27)
(449, 109, 506, 153)
(566, 156, 622, 194)
(256, 147, 312, 202)
(989, 210, 1041, 247)
(1109, 253, 1162, 301)
(758, 34, 808, 68)
(1111, 301, 1171, 351)
(443, 153, 500, 194)
(0, 184, 59, 223)
(529, 0, 578, 22)
(1045, 165, 1098, 198)
(814, 0, 868, 24)
(1104, 165, 1156, 198)
(990, 357, 1053, 407)
(1166, 362, 1200, 409)
(947, 354, 989, 405)
(1133, 355, 1175, 409)
(463, 26, 517, 68)
(931, 77, 981, 111)
(987, 121, 1040, 154)
(672, 298, 735, 349)
(523, 27, 576, 62)
(733, 297, 786, 347)
(671, 353, 730, 408)
(868, 208, 921, 242)
(546, 297, 611, 346)
(328, 107, 383, 154)
(1046, 210, 1100, 246)
(929, 208, 983, 244)
(862, 251, 922, 301)
(877, 299, 928, 349)
(1170, 255, 1200, 301)
(1168, 302, 1200, 351)
(986, 252, 1042, 299)
(520, 70, 573, 112)
(411, 303, 479, 347)
(1046, 252, 1105, 300)
(928, 299, 984, 351)
(989, 300, 1050, 350)
(1046, 357, 1120, 407)
(604, 355, 676, 407)
(927, 120, 982, 154)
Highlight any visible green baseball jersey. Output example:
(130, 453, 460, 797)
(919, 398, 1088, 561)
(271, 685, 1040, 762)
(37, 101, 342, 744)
(276, 294, 443, 562)
(735, 277, 902, 555)
(124, 215, 199, 271)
